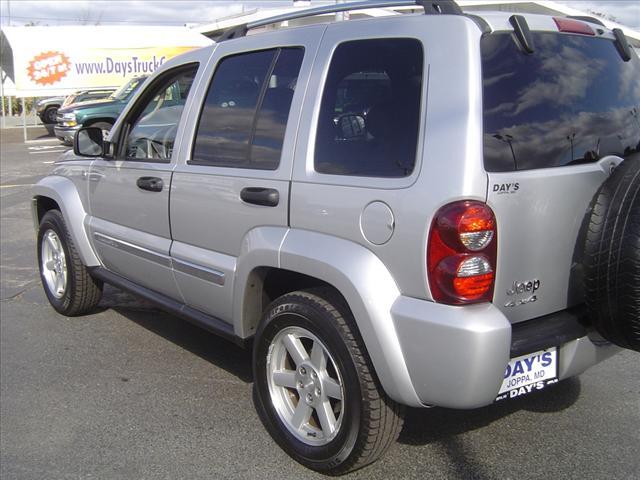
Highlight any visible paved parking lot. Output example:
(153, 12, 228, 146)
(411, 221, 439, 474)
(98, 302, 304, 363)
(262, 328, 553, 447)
(1, 127, 639, 479)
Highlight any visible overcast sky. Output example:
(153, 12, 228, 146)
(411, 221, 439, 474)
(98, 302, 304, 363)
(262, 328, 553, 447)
(0, 0, 638, 30)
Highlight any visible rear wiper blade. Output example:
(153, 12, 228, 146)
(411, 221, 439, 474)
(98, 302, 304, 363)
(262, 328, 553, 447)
(613, 28, 632, 62)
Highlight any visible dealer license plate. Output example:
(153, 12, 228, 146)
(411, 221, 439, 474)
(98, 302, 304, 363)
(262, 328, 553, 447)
(495, 347, 558, 401)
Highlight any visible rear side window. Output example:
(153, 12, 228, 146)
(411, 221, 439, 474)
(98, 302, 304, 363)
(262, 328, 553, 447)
(315, 38, 423, 178)
(192, 48, 304, 169)
(482, 32, 640, 171)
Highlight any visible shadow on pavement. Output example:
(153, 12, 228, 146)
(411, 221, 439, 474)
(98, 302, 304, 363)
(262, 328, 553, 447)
(396, 378, 581, 479)
(1, 125, 57, 141)
(98, 286, 253, 384)
(94, 287, 582, 453)
(399, 376, 581, 445)
(42, 124, 56, 137)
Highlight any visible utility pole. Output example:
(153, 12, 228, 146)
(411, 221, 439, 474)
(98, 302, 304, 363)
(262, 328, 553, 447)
(1, 67, 5, 128)
(335, 0, 349, 21)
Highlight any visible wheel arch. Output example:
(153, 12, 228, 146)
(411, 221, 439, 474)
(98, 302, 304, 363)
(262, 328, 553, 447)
(32, 177, 100, 267)
(234, 227, 422, 407)
(32, 195, 60, 229)
(84, 117, 115, 127)
(240, 266, 337, 334)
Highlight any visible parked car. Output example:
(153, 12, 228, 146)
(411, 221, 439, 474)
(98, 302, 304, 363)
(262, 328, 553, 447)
(32, 1, 640, 475)
(36, 89, 117, 125)
(61, 88, 116, 108)
(36, 96, 64, 124)
(54, 76, 148, 145)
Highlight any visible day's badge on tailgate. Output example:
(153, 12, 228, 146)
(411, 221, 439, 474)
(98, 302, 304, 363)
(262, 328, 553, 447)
(496, 347, 558, 401)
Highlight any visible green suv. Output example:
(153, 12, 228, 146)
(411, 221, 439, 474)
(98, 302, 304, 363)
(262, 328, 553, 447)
(54, 76, 147, 145)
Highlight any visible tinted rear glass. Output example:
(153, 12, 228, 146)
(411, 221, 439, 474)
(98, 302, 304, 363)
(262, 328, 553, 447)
(482, 32, 640, 171)
(315, 38, 423, 178)
(192, 48, 303, 170)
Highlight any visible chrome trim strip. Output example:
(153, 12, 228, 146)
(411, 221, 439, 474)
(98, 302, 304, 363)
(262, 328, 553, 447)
(172, 257, 225, 286)
(93, 232, 172, 268)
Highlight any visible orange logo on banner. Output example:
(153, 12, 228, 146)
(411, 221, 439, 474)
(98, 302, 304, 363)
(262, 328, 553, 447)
(27, 51, 71, 85)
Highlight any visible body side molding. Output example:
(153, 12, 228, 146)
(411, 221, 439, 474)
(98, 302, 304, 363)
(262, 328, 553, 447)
(94, 232, 172, 267)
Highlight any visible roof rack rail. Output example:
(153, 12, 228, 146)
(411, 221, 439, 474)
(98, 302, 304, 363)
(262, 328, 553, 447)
(218, 25, 248, 41)
(218, 0, 463, 41)
(416, 0, 462, 15)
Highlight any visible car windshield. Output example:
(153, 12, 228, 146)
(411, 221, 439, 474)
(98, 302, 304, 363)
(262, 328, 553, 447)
(110, 78, 145, 101)
(482, 32, 640, 171)
(62, 94, 77, 107)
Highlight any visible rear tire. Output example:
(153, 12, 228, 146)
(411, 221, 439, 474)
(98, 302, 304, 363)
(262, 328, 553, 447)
(253, 288, 404, 474)
(582, 159, 640, 351)
(37, 210, 103, 316)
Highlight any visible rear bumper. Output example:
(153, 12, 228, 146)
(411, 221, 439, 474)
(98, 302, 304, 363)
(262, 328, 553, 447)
(391, 297, 620, 409)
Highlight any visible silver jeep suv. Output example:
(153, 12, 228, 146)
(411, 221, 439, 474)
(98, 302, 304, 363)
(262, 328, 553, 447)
(32, 0, 640, 474)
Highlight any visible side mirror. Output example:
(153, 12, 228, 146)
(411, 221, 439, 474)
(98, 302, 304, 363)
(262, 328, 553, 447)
(336, 114, 366, 140)
(74, 127, 104, 157)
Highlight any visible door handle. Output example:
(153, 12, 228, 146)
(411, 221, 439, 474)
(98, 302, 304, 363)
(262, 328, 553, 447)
(240, 187, 279, 207)
(136, 176, 163, 192)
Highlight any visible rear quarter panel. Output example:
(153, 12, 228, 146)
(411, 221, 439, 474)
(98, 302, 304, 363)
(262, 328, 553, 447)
(290, 15, 489, 300)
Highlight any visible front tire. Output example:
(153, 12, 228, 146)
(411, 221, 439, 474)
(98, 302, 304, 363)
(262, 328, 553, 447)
(253, 288, 404, 475)
(43, 106, 58, 124)
(37, 210, 103, 316)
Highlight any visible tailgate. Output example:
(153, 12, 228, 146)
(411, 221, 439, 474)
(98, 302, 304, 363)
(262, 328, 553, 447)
(487, 160, 618, 323)
(480, 28, 640, 323)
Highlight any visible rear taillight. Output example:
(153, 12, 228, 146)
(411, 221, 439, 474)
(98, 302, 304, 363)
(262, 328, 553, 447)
(427, 201, 497, 305)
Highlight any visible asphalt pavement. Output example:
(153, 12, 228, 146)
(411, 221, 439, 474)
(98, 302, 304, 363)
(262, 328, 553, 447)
(1, 127, 639, 479)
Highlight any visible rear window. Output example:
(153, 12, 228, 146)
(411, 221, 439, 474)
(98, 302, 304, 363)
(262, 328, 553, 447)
(482, 32, 640, 171)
